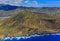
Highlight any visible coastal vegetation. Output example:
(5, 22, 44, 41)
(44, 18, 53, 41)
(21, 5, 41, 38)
(0, 8, 60, 40)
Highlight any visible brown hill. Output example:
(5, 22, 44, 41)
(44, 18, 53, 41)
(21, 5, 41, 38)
(0, 10, 60, 40)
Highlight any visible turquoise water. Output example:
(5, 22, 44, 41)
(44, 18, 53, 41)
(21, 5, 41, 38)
(3, 34, 60, 41)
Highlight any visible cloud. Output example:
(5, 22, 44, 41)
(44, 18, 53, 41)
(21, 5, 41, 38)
(0, 0, 40, 7)
(0, 0, 60, 7)
(20, 0, 40, 7)
(0, 0, 50, 7)
(0, 0, 23, 6)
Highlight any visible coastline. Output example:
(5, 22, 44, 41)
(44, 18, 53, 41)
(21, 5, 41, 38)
(2, 33, 60, 41)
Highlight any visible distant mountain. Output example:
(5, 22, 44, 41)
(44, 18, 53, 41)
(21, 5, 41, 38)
(0, 4, 19, 11)
(0, 4, 60, 18)
(0, 4, 39, 11)
(0, 4, 60, 11)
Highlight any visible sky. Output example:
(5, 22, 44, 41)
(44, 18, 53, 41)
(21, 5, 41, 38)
(0, 0, 60, 7)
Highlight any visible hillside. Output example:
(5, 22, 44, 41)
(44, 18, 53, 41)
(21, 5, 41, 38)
(0, 9, 60, 40)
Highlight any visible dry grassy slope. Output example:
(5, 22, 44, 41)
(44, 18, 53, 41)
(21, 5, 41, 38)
(0, 10, 59, 40)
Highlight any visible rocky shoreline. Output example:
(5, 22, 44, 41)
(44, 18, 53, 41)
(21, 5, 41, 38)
(0, 33, 58, 40)
(1, 33, 60, 41)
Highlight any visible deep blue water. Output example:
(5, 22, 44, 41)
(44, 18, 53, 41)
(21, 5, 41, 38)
(3, 34, 60, 41)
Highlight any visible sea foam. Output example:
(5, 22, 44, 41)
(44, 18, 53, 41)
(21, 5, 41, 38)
(3, 34, 60, 41)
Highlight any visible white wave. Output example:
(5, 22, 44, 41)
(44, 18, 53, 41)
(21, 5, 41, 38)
(3, 37, 11, 40)
(3, 34, 60, 41)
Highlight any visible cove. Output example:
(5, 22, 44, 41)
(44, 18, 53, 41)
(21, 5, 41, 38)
(3, 34, 60, 41)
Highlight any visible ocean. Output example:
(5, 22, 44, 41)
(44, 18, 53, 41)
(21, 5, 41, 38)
(3, 34, 60, 41)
